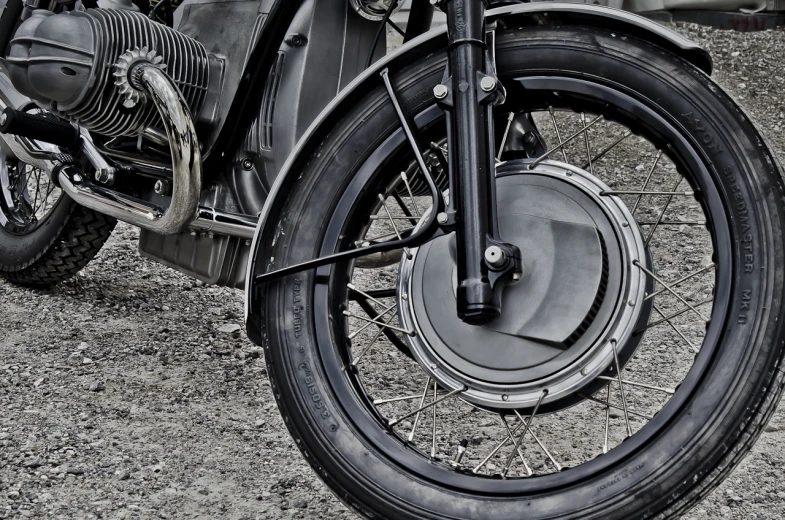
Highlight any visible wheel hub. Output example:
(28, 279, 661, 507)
(398, 159, 651, 410)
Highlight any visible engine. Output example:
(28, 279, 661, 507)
(6, 8, 212, 137)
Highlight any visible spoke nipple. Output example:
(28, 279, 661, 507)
(622, 221, 629, 227)
(402, 293, 408, 300)
(628, 300, 635, 307)
(433, 84, 448, 99)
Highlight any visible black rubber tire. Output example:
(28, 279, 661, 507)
(0, 195, 116, 288)
(255, 26, 785, 519)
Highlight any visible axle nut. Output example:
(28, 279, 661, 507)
(485, 245, 505, 267)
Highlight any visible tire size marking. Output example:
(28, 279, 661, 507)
(293, 278, 303, 338)
(595, 462, 644, 494)
(292, 277, 334, 427)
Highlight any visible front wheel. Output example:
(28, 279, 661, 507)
(252, 26, 785, 519)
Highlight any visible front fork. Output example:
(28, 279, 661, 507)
(437, 0, 522, 324)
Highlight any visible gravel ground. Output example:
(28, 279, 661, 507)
(2, 21, 785, 520)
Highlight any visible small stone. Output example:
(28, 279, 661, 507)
(117, 470, 130, 481)
(777, 491, 785, 499)
(38, 492, 53, 503)
(217, 323, 242, 334)
(7, 490, 19, 499)
(33, 378, 45, 388)
(731, 51, 740, 57)
(78, 342, 89, 351)
(720, 505, 731, 514)
(88, 382, 105, 392)
(162, 305, 171, 312)
(248, 347, 263, 359)
(293, 499, 308, 509)
(82, 357, 94, 365)
(208, 307, 223, 315)
(198, 489, 209, 496)
(255, 419, 266, 428)
(730, 495, 743, 502)
(765, 424, 782, 433)
(66, 466, 85, 475)
(22, 457, 42, 469)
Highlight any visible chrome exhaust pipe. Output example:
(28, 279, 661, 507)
(0, 65, 259, 239)
(0, 64, 201, 236)
(60, 64, 202, 235)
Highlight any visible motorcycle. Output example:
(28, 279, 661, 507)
(1, 0, 784, 518)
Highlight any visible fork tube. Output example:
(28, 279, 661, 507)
(444, 0, 499, 323)
(404, 0, 434, 43)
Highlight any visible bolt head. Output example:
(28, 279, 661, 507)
(485, 245, 505, 267)
(241, 159, 253, 170)
(154, 180, 165, 195)
(480, 76, 496, 92)
(433, 84, 448, 100)
(437, 212, 449, 225)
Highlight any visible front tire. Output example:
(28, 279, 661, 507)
(253, 26, 785, 519)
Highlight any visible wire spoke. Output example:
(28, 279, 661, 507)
(400, 171, 422, 218)
(431, 381, 438, 458)
(633, 260, 708, 322)
(611, 340, 632, 436)
(530, 114, 604, 168)
(548, 106, 569, 163)
(503, 391, 546, 476)
(499, 414, 532, 476)
(603, 385, 611, 454)
(388, 386, 466, 428)
(631, 150, 663, 216)
(580, 113, 594, 176)
(578, 394, 654, 420)
(408, 377, 432, 442)
(580, 130, 632, 170)
(597, 376, 675, 395)
(348, 303, 397, 339)
(645, 176, 685, 246)
(497, 112, 514, 162)
(652, 304, 699, 353)
(351, 314, 396, 367)
(343, 310, 413, 337)
(644, 264, 715, 301)
(513, 410, 562, 472)
(639, 298, 712, 332)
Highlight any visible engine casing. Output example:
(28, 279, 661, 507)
(7, 8, 211, 137)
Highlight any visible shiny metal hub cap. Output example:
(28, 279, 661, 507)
(398, 159, 648, 410)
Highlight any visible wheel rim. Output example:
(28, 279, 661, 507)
(312, 75, 732, 493)
(0, 147, 63, 235)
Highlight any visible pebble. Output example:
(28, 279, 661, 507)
(88, 382, 105, 392)
(765, 424, 783, 433)
(293, 499, 308, 509)
(217, 323, 242, 333)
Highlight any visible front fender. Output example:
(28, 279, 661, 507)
(244, 2, 711, 343)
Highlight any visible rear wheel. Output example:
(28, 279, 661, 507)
(0, 148, 115, 287)
(253, 26, 785, 519)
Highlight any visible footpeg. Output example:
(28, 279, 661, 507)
(0, 107, 80, 149)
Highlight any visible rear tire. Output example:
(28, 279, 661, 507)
(253, 26, 785, 519)
(0, 182, 115, 288)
